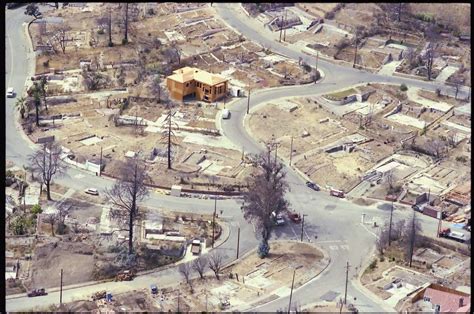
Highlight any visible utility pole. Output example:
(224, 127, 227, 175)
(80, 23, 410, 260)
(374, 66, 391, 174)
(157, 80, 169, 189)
(315, 51, 319, 73)
(212, 197, 217, 248)
(99, 146, 103, 176)
(288, 267, 296, 313)
(279, 14, 283, 43)
(344, 261, 350, 304)
(353, 32, 358, 68)
(388, 201, 394, 246)
(60, 268, 63, 305)
(236, 226, 240, 259)
(289, 136, 293, 166)
(167, 111, 172, 169)
(283, 10, 288, 42)
(246, 87, 251, 114)
(177, 289, 180, 313)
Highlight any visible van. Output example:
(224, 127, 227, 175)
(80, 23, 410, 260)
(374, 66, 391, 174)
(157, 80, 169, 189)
(222, 109, 230, 119)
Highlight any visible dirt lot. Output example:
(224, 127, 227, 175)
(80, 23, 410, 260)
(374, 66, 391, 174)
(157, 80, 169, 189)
(29, 239, 95, 289)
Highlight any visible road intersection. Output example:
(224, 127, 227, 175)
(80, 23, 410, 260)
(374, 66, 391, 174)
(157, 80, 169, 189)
(5, 4, 467, 312)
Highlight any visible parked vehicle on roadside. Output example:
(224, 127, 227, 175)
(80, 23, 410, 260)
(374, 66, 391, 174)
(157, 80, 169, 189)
(288, 212, 301, 223)
(27, 288, 47, 297)
(6, 87, 15, 98)
(439, 228, 468, 243)
(222, 109, 231, 119)
(306, 181, 320, 191)
(150, 284, 158, 295)
(271, 211, 285, 226)
(84, 188, 99, 196)
(191, 239, 202, 255)
(330, 188, 344, 198)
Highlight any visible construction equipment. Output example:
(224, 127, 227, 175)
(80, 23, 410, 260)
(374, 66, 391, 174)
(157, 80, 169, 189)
(115, 270, 134, 281)
(91, 290, 107, 301)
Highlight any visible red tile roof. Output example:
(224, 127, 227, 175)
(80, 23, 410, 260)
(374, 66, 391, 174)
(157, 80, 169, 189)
(424, 288, 471, 313)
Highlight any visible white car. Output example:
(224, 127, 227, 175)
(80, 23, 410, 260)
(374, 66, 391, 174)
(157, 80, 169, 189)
(222, 109, 231, 119)
(6, 87, 15, 98)
(84, 188, 99, 196)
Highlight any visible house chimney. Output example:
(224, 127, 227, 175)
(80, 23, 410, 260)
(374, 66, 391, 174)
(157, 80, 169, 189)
(459, 297, 463, 307)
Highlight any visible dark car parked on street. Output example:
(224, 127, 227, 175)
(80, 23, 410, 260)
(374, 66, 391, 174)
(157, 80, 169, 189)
(306, 181, 320, 191)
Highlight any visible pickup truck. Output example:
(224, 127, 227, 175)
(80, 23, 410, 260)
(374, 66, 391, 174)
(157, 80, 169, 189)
(439, 228, 468, 243)
(191, 239, 202, 255)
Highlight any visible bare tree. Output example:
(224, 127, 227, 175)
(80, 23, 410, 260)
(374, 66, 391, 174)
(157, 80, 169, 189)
(106, 157, 150, 255)
(160, 109, 179, 169)
(50, 24, 72, 54)
(427, 139, 446, 159)
(179, 262, 192, 285)
(39, 75, 48, 112)
(393, 219, 406, 241)
(43, 213, 58, 236)
(123, 3, 129, 44)
(192, 256, 207, 279)
(406, 211, 422, 267)
(29, 142, 66, 201)
(376, 223, 390, 256)
(208, 251, 224, 280)
(241, 147, 289, 257)
(385, 169, 395, 190)
(151, 75, 162, 103)
(108, 8, 113, 47)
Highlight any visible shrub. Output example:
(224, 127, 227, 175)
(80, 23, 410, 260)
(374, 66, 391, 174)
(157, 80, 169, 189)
(43, 59, 50, 68)
(369, 259, 377, 270)
(456, 156, 467, 163)
(400, 84, 408, 91)
(97, 29, 105, 35)
(147, 8, 155, 15)
(258, 241, 270, 258)
(31, 204, 42, 215)
(122, 38, 128, 45)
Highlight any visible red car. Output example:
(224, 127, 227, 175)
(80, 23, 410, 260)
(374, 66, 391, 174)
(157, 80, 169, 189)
(288, 212, 301, 223)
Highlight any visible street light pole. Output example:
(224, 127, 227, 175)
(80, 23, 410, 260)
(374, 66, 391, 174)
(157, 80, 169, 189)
(212, 197, 217, 248)
(288, 267, 296, 313)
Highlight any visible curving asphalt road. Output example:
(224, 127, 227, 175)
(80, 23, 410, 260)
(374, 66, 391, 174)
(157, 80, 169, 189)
(5, 4, 459, 312)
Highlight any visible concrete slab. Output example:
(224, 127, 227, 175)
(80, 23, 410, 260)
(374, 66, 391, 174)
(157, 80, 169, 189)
(386, 113, 426, 129)
(378, 60, 403, 76)
(80, 136, 103, 146)
(435, 65, 460, 83)
(407, 88, 453, 113)
(181, 132, 238, 150)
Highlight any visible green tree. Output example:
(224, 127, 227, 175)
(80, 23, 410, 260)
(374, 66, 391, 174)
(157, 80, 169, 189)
(10, 216, 27, 235)
(241, 147, 289, 257)
(15, 96, 28, 119)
